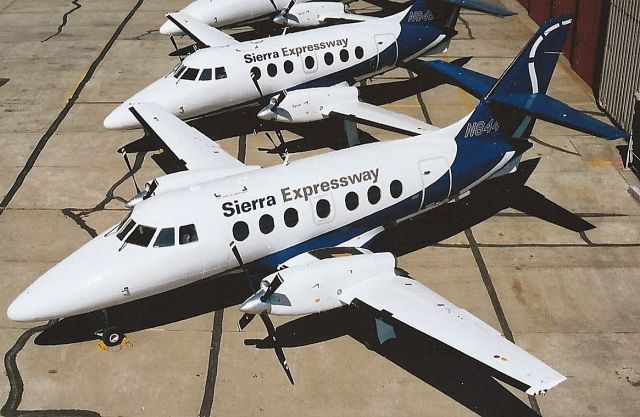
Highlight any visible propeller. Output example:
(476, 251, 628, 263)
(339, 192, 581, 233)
(169, 35, 184, 62)
(268, 0, 279, 11)
(231, 242, 294, 384)
(273, 0, 297, 26)
(122, 151, 141, 194)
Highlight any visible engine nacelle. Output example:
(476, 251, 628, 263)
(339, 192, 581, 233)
(257, 85, 357, 124)
(254, 252, 397, 316)
(273, 2, 346, 27)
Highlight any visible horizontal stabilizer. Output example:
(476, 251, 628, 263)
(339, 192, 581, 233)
(443, 0, 515, 17)
(490, 93, 629, 140)
(408, 58, 496, 99)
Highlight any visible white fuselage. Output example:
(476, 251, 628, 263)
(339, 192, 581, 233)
(104, 11, 443, 129)
(8, 119, 485, 322)
(160, 0, 315, 35)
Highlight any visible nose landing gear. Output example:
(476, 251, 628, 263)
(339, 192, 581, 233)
(95, 309, 129, 349)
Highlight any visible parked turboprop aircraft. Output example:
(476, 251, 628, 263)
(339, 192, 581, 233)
(9, 17, 628, 395)
(160, 0, 365, 35)
(104, 0, 513, 135)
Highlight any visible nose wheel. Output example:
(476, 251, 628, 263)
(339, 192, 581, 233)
(102, 327, 126, 347)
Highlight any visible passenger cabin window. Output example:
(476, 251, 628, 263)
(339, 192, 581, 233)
(340, 49, 349, 62)
(368, 186, 381, 204)
(316, 199, 331, 219)
(233, 221, 249, 241)
(305, 56, 315, 70)
(284, 60, 294, 74)
(355, 46, 364, 59)
(251, 67, 261, 81)
(259, 214, 275, 234)
(126, 224, 157, 247)
(390, 180, 403, 198)
(284, 208, 299, 227)
(199, 68, 212, 81)
(181, 68, 199, 81)
(154, 227, 175, 248)
(179, 224, 198, 245)
(324, 52, 334, 65)
(267, 63, 277, 77)
(117, 219, 135, 241)
(215, 67, 227, 79)
(345, 192, 359, 211)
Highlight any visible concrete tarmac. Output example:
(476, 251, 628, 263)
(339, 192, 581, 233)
(1, 0, 639, 416)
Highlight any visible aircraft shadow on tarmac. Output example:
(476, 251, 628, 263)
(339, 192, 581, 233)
(35, 158, 590, 416)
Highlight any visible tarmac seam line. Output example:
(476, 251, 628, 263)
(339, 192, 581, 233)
(0, 0, 145, 218)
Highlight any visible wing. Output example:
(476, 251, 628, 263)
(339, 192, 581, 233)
(166, 12, 239, 49)
(322, 100, 438, 136)
(339, 273, 566, 395)
(129, 103, 246, 171)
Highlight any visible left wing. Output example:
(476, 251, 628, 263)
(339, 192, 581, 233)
(339, 272, 566, 395)
(129, 103, 246, 171)
(166, 12, 239, 49)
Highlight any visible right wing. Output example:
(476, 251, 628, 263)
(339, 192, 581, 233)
(166, 12, 239, 49)
(129, 103, 246, 171)
(339, 270, 566, 395)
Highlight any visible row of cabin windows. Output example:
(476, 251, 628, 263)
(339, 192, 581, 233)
(251, 46, 365, 81)
(173, 65, 227, 81)
(232, 180, 403, 242)
(116, 217, 199, 248)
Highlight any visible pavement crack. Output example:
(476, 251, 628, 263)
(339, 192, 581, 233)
(1, 321, 102, 417)
(133, 29, 159, 40)
(61, 152, 146, 238)
(0, 0, 145, 219)
(41, 0, 82, 42)
(530, 136, 581, 156)
(459, 16, 475, 40)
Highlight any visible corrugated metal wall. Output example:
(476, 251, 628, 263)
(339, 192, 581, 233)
(598, 1, 640, 132)
(515, 0, 608, 87)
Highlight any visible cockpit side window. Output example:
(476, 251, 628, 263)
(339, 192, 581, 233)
(199, 68, 212, 81)
(174, 65, 186, 79)
(181, 68, 199, 81)
(117, 220, 136, 241)
(179, 224, 198, 245)
(215, 67, 227, 80)
(153, 227, 175, 248)
(126, 224, 157, 247)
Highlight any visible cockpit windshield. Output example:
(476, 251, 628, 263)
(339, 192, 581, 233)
(117, 219, 135, 241)
(125, 224, 157, 247)
(173, 64, 226, 81)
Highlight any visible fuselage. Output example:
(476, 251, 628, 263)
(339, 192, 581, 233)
(104, 11, 447, 129)
(160, 0, 315, 35)
(7, 117, 518, 322)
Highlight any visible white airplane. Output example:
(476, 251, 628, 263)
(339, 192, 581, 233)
(160, 0, 367, 35)
(8, 17, 628, 395)
(104, 0, 513, 136)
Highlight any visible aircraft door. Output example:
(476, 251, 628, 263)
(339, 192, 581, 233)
(375, 33, 398, 71)
(418, 157, 451, 211)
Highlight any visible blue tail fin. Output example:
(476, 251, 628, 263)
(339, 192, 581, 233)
(443, 16, 629, 141)
(400, 0, 514, 28)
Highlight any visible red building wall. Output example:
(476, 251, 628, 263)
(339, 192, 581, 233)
(515, 0, 608, 87)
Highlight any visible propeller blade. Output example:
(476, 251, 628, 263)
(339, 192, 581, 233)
(260, 312, 294, 385)
(238, 313, 256, 331)
(169, 35, 184, 62)
(123, 152, 141, 194)
(261, 273, 283, 302)
(285, 0, 296, 13)
(274, 90, 287, 107)
(230, 241, 258, 292)
(268, 0, 279, 11)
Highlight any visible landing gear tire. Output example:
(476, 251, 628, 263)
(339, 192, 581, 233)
(102, 327, 125, 347)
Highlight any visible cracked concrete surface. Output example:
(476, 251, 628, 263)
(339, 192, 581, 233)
(1, 0, 640, 416)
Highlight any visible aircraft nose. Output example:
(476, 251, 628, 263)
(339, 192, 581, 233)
(7, 291, 40, 322)
(103, 103, 140, 130)
(160, 20, 182, 36)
